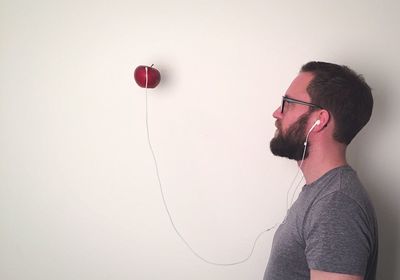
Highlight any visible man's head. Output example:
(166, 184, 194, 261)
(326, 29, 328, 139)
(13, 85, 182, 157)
(270, 61, 373, 160)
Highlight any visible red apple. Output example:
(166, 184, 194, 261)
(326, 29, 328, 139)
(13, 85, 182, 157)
(134, 64, 161, 88)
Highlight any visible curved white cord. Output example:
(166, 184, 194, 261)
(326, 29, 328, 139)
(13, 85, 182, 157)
(143, 69, 315, 264)
(285, 124, 315, 216)
(285, 165, 302, 216)
(144, 68, 277, 265)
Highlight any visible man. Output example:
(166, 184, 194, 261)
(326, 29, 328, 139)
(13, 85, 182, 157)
(264, 62, 378, 280)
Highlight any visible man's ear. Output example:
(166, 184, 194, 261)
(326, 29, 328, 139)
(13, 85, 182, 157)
(315, 110, 330, 131)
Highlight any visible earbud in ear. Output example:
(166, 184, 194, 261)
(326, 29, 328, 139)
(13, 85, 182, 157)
(308, 120, 321, 134)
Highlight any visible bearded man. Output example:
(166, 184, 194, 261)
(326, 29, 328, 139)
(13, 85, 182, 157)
(264, 61, 378, 280)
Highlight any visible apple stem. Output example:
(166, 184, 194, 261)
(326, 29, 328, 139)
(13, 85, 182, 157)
(150, 64, 154, 68)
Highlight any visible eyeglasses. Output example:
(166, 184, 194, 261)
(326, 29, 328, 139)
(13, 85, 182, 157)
(281, 96, 323, 113)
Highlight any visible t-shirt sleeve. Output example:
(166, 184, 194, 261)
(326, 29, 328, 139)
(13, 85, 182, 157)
(304, 192, 372, 276)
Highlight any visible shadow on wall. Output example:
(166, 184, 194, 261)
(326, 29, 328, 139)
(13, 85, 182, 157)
(348, 85, 399, 279)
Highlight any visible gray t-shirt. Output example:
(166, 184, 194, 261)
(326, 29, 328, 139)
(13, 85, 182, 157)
(264, 166, 378, 280)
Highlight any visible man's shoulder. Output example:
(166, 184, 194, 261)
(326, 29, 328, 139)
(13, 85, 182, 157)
(311, 165, 368, 203)
(303, 165, 376, 224)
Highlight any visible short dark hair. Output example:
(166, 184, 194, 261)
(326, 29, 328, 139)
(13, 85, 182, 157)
(301, 61, 373, 145)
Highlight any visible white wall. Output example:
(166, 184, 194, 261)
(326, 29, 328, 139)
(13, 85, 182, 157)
(1, 0, 399, 279)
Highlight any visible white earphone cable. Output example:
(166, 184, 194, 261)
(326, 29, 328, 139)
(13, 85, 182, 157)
(143, 67, 278, 266)
(144, 69, 314, 265)
(286, 122, 316, 214)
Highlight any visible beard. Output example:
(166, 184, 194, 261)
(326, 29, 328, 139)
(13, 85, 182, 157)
(270, 112, 311, 161)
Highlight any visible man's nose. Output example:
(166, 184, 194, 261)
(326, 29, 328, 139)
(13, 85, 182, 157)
(272, 107, 282, 119)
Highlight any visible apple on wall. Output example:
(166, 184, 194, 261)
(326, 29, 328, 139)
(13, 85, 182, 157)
(134, 64, 161, 88)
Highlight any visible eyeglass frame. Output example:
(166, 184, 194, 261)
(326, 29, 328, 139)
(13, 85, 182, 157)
(281, 95, 323, 114)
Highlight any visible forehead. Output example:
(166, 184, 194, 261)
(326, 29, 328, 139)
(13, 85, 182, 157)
(285, 71, 314, 101)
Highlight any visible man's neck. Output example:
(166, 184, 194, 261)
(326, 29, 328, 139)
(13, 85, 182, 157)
(299, 144, 348, 185)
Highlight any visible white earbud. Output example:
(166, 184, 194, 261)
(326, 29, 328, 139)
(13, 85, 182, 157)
(308, 119, 321, 133)
(304, 120, 321, 147)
